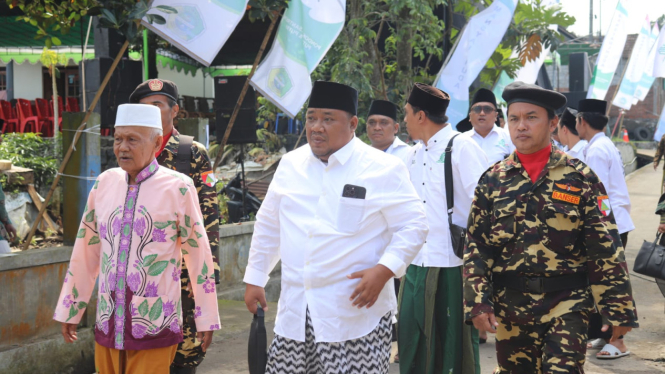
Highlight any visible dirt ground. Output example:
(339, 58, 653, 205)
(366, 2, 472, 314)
(198, 165, 665, 374)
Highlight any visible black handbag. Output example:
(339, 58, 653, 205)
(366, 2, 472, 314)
(444, 134, 467, 260)
(633, 233, 665, 280)
(248, 305, 268, 374)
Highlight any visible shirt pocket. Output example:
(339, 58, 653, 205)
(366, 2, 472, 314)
(542, 202, 582, 253)
(489, 200, 516, 245)
(337, 197, 366, 234)
(130, 295, 179, 339)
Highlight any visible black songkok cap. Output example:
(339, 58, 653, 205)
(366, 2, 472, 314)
(308, 81, 358, 115)
(471, 88, 497, 108)
(407, 83, 450, 117)
(560, 107, 579, 134)
(578, 99, 607, 114)
(130, 79, 179, 103)
(367, 100, 398, 121)
(456, 116, 473, 133)
(502, 81, 567, 112)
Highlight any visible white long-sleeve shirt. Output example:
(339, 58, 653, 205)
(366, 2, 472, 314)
(583, 132, 634, 234)
(244, 137, 428, 343)
(406, 125, 489, 268)
(565, 139, 588, 162)
(464, 125, 515, 165)
(385, 136, 412, 164)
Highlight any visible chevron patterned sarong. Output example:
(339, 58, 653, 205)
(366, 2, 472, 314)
(265, 309, 392, 374)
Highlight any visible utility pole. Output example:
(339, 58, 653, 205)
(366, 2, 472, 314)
(589, 0, 594, 42)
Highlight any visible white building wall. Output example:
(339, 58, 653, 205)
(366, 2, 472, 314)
(13, 61, 43, 100)
(156, 63, 214, 99)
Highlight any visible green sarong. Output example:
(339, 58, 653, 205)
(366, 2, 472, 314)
(397, 265, 480, 374)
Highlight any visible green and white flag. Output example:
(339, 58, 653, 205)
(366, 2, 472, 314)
(142, 0, 249, 66)
(587, 0, 629, 100)
(251, 0, 346, 118)
(629, 25, 658, 106)
(652, 23, 665, 78)
(612, 16, 651, 110)
(633, 24, 660, 102)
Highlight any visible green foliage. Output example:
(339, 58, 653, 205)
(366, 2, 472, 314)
(8, 0, 176, 46)
(7, 0, 98, 48)
(247, 0, 288, 22)
(0, 133, 60, 191)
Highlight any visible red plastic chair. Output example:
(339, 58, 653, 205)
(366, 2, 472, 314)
(35, 98, 61, 137)
(52, 96, 69, 112)
(16, 99, 43, 133)
(0, 100, 19, 133)
(67, 97, 80, 112)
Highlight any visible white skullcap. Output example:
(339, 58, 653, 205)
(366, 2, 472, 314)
(114, 104, 162, 131)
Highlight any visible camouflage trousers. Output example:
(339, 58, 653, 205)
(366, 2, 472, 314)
(494, 311, 589, 374)
(171, 288, 206, 368)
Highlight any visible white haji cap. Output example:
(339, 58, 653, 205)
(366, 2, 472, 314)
(114, 104, 163, 133)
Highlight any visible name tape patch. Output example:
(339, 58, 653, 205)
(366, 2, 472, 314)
(552, 190, 581, 205)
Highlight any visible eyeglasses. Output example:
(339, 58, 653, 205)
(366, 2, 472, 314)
(470, 105, 496, 114)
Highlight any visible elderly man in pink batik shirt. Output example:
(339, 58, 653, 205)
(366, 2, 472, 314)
(53, 104, 220, 374)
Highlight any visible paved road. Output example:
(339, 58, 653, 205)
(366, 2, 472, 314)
(198, 165, 665, 374)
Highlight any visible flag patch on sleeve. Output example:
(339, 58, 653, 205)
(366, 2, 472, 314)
(597, 195, 611, 216)
(201, 170, 217, 187)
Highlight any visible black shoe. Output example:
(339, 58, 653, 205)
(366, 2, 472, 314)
(479, 338, 487, 344)
(170, 366, 198, 374)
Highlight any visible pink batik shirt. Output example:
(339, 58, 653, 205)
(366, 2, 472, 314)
(53, 159, 220, 350)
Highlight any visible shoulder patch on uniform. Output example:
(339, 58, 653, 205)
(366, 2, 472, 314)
(598, 195, 611, 216)
(201, 170, 217, 187)
(552, 190, 581, 205)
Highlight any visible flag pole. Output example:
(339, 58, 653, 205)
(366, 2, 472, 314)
(23, 40, 130, 250)
(213, 11, 281, 170)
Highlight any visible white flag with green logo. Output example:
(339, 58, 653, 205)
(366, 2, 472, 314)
(142, 0, 249, 66)
(652, 24, 665, 78)
(587, 0, 629, 100)
(633, 24, 659, 102)
(612, 17, 651, 110)
(250, 0, 346, 118)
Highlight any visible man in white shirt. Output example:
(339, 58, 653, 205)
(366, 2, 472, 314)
(243, 81, 428, 374)
(463, 88, 515, 165)
(367, 99, 411, 163)
(576, 98, 635, 359)
(557, 107, 587, 161)
(398, 83, 489, 374)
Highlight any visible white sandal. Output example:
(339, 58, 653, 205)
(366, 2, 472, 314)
(596, 343, 630, 359)
(587, 338, 605, 350)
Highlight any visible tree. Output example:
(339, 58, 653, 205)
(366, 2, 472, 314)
(304, 0, 575, 134)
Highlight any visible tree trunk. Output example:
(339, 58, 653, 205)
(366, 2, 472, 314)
(52, 66, 58, 137)
(395, 7, 414, 97)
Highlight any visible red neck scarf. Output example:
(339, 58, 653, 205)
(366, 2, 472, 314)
(516, 144, 551, 183)
(156, 130, 172, 157)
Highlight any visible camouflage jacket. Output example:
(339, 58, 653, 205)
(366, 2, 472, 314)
(464, 147, 638, 327)
(656, 193, 665, 224)
(157, 130, 220, 284)
(654, 134, 665, 167)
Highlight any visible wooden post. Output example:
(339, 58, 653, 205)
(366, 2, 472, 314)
(213, 11, 281, 170)
(22, 40, 130, 250)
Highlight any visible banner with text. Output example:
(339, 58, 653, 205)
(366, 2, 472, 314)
(633, 24, 660, 102)
(587, 0, 629, 100)
(142, 0, 248, 66)
(434, 0, 518, 127)
(250, 0, 345, 118)
(612, 17, 651, 110)
(653, 24, 665, 78)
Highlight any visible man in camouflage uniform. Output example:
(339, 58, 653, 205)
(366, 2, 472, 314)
(463, 81, 638, 373)
(653, 133, 665, 193)
(130, 79, 220, 374)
